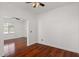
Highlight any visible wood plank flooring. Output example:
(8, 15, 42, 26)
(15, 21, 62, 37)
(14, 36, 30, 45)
(4, 37, 27, 56)
(4, 38, 79, 57)
(14, 43, 79, 57)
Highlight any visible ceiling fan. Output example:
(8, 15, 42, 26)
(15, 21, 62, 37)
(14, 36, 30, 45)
(26, 2, 45, 8)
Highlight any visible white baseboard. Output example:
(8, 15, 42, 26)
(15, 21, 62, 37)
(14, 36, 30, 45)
(37, 42, 79, 54)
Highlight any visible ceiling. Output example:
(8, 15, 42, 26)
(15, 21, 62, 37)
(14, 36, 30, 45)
(0, 2, 76, 14)
(25, 2, 75, 14)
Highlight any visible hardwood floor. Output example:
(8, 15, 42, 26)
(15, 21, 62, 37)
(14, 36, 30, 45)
(14, 43, 79, 57)
(4, 37, 27, 56)
(4, 38, 79, 57)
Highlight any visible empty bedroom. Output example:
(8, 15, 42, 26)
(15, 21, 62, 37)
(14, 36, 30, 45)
(0, 1, 79, 57)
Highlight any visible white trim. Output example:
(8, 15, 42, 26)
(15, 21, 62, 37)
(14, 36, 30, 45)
(26, 20, 30, 46)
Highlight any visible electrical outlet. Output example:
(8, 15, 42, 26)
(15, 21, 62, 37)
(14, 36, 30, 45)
(41, 39, 44, 41)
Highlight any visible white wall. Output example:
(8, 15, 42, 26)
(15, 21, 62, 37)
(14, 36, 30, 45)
(0, 2, 38, 56)
(0, 17, 26, 40)
(38, 3, 79, 53)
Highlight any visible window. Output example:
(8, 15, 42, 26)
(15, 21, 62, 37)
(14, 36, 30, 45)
(3, 23, 15, 34)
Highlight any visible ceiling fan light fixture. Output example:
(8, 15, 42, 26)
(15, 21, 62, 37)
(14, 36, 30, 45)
(26, 2, 45, 8)
(32, 2, 40, 8)
(32, 2, 36, 8)
(36, 2, 40, 7)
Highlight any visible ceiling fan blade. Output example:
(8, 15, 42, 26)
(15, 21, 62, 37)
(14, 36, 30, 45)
(26, 2, 45, 8)
(26, 2, 32, 3)
(39, 3, 45, 7)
